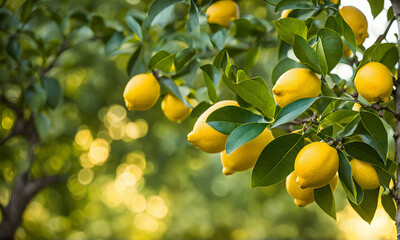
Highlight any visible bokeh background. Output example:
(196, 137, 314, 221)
(0, 0, 397, 239)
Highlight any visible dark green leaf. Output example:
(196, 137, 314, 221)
(344, 142, 385, 168)
(41, 77, 62, 109)
(316, 28, 343, 75)
(175, 48, 196, 72)
(105, 32, 124, 57)
(251, 133, 304, 187)
(271, 97, 321, 128)
(314, 185, 336, 220)
(126, 15, 143, 41)
(293, 35, 321, 73)
(188, 0, 200, 33)
(211, 29, 227, 50)
(24, 83, 47, 114)
(226, 123, 267, 155)
(148, 51, 176, 72)
(349, 188, 379, 224)
(19, 0, 36, 22)
(201, 64, 220, 103)
(367, 0, 384, 18)
(34, 112, 51, 139)
(6, 38, 20, 60)
(206, 106, 265, 134)
(235, 80, 275, 119)
(244, 47, 259, 73)
(336, 114, 360, 138)
(148, 0, 184, 25)
(126, 46, 142, 77)
(338, 150, 354, 195)
(213, 49, 227, 69)
(358, 43, 398, 71)
(191, 101, 212, 118)
(381, 193, 396, 221)
(275, 0, 314, 12)
(273, 18, 308, 45)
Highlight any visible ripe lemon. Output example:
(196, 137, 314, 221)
(281, 9, 292, 18)
(352, 103, 361, 111)
(350, 159, 380, 189)
(206, 0, 239, 28)
(161, 94, 197, 123)
(286, 171, 338, 207)
(340, 6, 368, 46)
(355, 62, 393, 103)
(187, 100, 239, 153)
(220, 127, 274, 175)
(272, 68, 321, 108)
(295, 142, 339, 189)
(123, 73, 160, 111)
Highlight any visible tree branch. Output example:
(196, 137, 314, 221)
(375, 17, 395, 44)
(0, 95, 22, 116)
(39, 41, 70, 78)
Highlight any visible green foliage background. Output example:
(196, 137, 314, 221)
(0, 0, 396, 239)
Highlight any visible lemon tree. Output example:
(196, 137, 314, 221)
(2, 0, 400, 238)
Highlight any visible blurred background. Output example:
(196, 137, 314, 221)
(0, 0, 397, 239)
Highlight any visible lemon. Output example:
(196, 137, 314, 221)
(295, 142, 339, 188)
(206, 0, 239, 28)
(355, 62, 393, 103)
(123, 73, 160, 111)
(340, 6, 368, 46)
(281, 9, 292, 18)
(350, 159, 380, 189)
(272, 68, 321, 108)
(187, 100, 239, 153)
(161, 94, 198, 123)
(220, 127, 274, 175)
(352, 103, 361, 111)
(286, 171, 338, 207)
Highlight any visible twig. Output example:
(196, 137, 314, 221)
(375, 17, 395, 44)
(39, 41, 70, 78)
(390, 187, 400, 204)
(0, 131, 16, 147)
(152, 69, 161, 81)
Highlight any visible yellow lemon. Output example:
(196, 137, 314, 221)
(123, 73, 160, 111)
(350, 159, 380, 189)
(295, 142, 339, 188)
(187, 100, 239, 153)
(355, 62, 393, 103)
(286, 171, 338, 207)
(161, 94, 198, 123)
(220, 127, 274, 175)
(352, 103, 361, 111)
(272, 68, 321, 108)
(340, 6, 368, 46)
(281, 9, 292, 18)
(206, 0, 239, 28)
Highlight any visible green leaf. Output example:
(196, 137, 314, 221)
(213, 49, 227, 69)
(147, 0, 184, 25)
(126, 46, 143, 77)
(34, 112, 51, 139)
(275, 0, 314, 12)
(160, 77, 191, 108)
(191, 101, 212, 118)
(381, 193, 396, 221)
(6, 38, 20, 60)
(271, 58, 305, 85)
(314, 185, 336, 220)
(316, 28, 343, 75)
(271, 97, 321, 128)
(105, 32, 124, 57)
(344, 142, 385, 169)
(206, 106, 265, 135)
(200, 64, 220, 103)
(175, 48, 196, 72)
(188, 0, 200, 33)
(41, 77, 62, 109)
(359, 111, 388, 163)
(24, 83, 47, 114)
(19, 0, 36, 22)
(273, 18, 308, 45)
(226, 123, 267, 155)
(91, 15, 106, 34)
(249, 76, 268, 89)
(349, 188, 379, 224)
(358, 43, 399, 71)
(338, 150, 354, 195)
(293, 35, 321, 73)
(148, 51, 176, 72)
(235, 80, 275, 119)
(244, 47, 259, 73)
(336, 114, 360, 138)
(367, 0, 384, 18)
(251, 133, 304, 187)
(387, 7, 394, 21)
(126, 15, 143, 41)
(211, 29, 227, 50)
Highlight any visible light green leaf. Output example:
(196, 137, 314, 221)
(147, 0, 184, 25)
(316, 28, 343, 75)
(273, 18, 308, 45)
(126, 15, 143, 41)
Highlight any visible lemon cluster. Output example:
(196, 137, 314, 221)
(123, 73, 196, 122)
